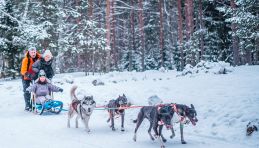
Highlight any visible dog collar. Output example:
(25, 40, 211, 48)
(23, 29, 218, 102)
(171, 104, 188, 123)
(158, 120, 165, 125)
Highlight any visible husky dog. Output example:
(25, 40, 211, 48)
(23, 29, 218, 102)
(107, 94, 128, 131)
(67, 86, 96, 132)
(246, 119, 259, 136)
(133, 104, 174, 148)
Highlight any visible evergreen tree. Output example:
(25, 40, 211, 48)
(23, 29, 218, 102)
(217, 0, 258, 65)
(0, 0, 20, 77)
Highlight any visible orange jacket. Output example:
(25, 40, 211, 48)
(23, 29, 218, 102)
(20, 51, 41, 80)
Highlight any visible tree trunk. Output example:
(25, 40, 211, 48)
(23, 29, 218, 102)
(198, 0, 204, 61)
(159, 0, 164, 68)
(22, 0, 30, 21)
(129, 0, 135, 71)
(231, 0, 239, 66)
(89, 0, 94, 74)
(185, 0, 190, 40)
(256, 38, 259, 64)
(184, 0, 194, 65)
(189, 0, 195, 66)
(138, 0, 145, 71)
(1, 53, 5, 78)
(168, 1, 176, 68)
(88, 0, 93, 20)
(111, 0, 118, 70)
(246, 50, 252, 65)
(97, 0, 103, 72)
(177, 0, 184, 70)
(106, 0, 111, 72)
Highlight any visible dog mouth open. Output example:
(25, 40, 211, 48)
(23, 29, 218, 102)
(190, 118, 198, 126)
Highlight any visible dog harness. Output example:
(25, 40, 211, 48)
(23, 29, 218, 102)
(158, 120, 164, 125)
(157, 105, 170, 126)
(71, 100, 80, 113)
(171, 104, 187, 124)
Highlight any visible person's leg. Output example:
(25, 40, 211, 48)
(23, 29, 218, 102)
(22, 79, 31, 110)
(45, 95, 52, 100)
(36, 96, 46, 104)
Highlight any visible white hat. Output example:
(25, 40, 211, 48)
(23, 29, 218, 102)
(28, 47, 37, 51)
(43, 50, 53, 58)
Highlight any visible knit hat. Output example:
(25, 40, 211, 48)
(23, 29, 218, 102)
(43, 50, 53, 58)
(28, 47, 37, 51)
(38, 70, 46, 77)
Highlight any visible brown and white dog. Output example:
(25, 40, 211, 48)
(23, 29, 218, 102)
(246, 119, 258, 136)
(67, 86, 96, 132)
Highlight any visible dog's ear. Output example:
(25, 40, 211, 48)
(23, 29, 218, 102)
(123, 94, 126, 97)
(254, 125, 258, 131)
(191, 104, 195, 109)
(91, 96, 93, 99)
(247, 122, 251, 127)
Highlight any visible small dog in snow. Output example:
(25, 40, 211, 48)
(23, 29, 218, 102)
(246, 119, 258, 136)
(67, 86, 96, 132)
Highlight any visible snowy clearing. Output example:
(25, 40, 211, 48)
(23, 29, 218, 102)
(0, 66, 259, 148)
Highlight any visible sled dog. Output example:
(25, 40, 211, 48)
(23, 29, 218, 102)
(67, 86, 96, 132)
(107, 94, 128, 131)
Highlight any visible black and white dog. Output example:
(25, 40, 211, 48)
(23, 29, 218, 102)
(133, 104, 175, 148)
(107, 94, 128, 131)
(246, 119, 258, 136)
(67, 86, 96, 132)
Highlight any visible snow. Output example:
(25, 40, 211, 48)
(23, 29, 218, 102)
(0, 65, 259, 148)
(0, 0, 5, 7)
(179, 61, 233, 76)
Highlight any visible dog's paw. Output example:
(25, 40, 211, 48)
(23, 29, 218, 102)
(121, 127, 125, 132)
(154, 134, 158, 139)
(161, 145, 165, 148)
(112, 127, 116, 131)
(170, 134, 175, 139)
(151, 137, 155, 141)
(133, 135, 137, 142)
(162, 139, 167, 143)
(150, 135, 156, 141)
(181, 141, 187, 144)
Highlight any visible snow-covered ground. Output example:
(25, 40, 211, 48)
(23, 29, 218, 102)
(0, 66, 259, 148)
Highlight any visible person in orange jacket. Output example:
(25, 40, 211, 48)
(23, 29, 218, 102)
(20, 47, 41, 111)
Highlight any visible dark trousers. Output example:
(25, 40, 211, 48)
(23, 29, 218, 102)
(22, 78, 32, 109)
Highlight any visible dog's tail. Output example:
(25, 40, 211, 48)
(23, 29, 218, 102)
(70, 85, 78, 100)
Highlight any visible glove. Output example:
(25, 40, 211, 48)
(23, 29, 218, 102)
(25, 72, 33, 79)
(59, 88, 63, 92)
